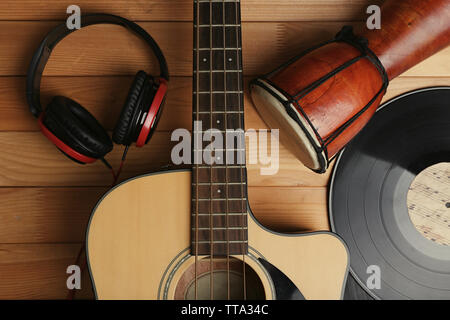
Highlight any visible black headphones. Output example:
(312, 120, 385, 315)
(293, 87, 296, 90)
(26, 13, 169, 164)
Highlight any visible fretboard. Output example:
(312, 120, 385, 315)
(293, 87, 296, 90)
(191, 0, 247, 256)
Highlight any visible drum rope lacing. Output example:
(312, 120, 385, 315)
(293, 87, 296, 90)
(252, 26, 389, 173)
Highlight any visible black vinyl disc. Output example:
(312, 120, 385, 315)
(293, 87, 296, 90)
(329, 87, 450, 300)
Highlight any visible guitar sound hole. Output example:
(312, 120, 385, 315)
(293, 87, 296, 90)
(174, 257, 266, 300)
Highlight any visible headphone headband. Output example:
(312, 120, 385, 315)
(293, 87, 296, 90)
(26, 13, 170, 118)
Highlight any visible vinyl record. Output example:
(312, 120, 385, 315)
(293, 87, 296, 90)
(329, 87, 450, 300)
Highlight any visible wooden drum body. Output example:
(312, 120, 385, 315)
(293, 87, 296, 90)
(251, 39, 385, 172)
(251, 0, 450, 173)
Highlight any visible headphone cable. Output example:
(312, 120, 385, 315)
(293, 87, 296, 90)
(100, 145, 129, 187)
(114, 146, 129, 186)
(100, 157, 116, 186)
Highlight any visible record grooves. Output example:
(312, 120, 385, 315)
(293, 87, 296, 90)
(329, 87, 450, 300)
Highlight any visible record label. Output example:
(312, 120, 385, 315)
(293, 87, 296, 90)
(407, 162, 450, 246)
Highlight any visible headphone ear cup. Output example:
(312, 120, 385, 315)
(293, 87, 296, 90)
(43, 96, 113, 161)
(135, 79, 164, 146)
(113, 70, 148, 145)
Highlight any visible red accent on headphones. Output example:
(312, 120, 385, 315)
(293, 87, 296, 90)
(136, 78, 168, 147)
(38, 115, 97, 164)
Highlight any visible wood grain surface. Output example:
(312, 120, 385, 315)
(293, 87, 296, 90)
(0, 0, 447, 299)
(0, 21, 448, 77)
(0, 0, 383, 22)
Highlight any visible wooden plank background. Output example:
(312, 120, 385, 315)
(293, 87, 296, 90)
(0, 0, 447, 299)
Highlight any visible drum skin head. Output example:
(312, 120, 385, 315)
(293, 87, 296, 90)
(250, 79, 326, 171)
(329, 87, 450, 300)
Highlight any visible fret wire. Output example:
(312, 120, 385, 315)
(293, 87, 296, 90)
(197, 70, 242, 73)
(194, 48, 241, 51)
(193, 182, 246, 185)
(197, 166, 247, 169)
(194, 198, 247, 201)
(195, 0, 239, 2)
(193, 111, 244, 114)
(196, 0, 239, 2)
(196, 24, 241, 27)
(192, 213, 246, 216)
(193, 241, 248, 244)
(195, 165, 245, 168)
(193, 149, 245, 151)
(193, 130, 244, 133)
(193, 91, 243, 94)
(193, 227, 248, 230)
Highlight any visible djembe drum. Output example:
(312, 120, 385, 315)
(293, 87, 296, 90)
(250, 0, 450, 173)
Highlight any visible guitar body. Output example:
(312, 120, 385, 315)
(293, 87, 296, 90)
(86, 170, 349, 300)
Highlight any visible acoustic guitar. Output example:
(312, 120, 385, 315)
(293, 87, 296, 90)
(86, 0, 349, 300)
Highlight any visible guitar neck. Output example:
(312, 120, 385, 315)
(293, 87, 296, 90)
(191, 0, 248, 256)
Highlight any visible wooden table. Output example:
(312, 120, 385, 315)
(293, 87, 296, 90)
(0, 0, 448, 299)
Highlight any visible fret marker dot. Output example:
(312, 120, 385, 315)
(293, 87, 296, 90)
(218, 189, 221, 193)
(228, 58, 233, 62)
(217, 120, 220, 124)
(203, 58, 207, 62)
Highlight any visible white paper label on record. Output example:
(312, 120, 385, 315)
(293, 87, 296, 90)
(407, 162, 450, 246)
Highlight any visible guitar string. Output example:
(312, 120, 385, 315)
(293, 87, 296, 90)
(234, 0, 247, 300)
(209, 0, 214, 301)
(222, 0, 231, 300)
(194, 0, 200, 301)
